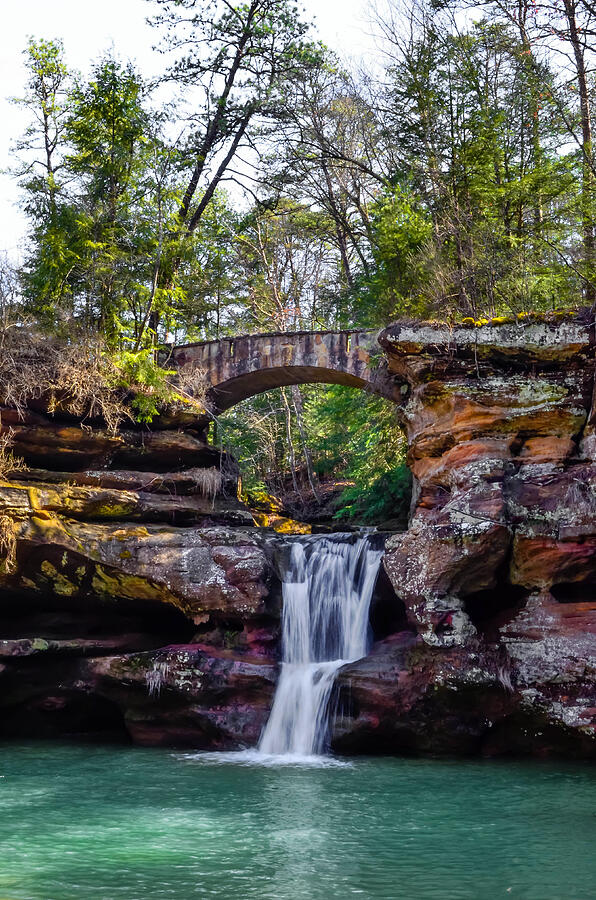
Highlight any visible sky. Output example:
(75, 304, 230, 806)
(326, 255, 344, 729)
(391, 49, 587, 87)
(0, 0, 374, 261)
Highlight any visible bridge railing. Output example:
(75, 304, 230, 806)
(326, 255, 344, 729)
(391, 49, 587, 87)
(173, 328, 378, 351)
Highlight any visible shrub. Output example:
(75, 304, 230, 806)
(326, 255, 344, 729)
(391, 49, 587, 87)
(0, 326, 207, 428)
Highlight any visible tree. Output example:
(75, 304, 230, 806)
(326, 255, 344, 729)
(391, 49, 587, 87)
(443, 0, 596, 305)
(366, 0, 577, 318)
(268, 66, 389, 295)
(144, 0, 326, 336)
(0, 255, 23, 329)
(63, 58, 151, 337)
(232, 200, 338, 331)
(15, 51, 186, 344)
(174, 190, 241, 341)
(11, 38, 70, 218)
(537, 0, 596, 305)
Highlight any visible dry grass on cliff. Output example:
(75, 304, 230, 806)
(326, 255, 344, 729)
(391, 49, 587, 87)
(0, 329, 209, 430)
(0, 431, 27, 481)
(0, 424, 25, 574)
(192, 467, 223, 505)
(0, 328, 130, 432)
(0, 514, 17, 574)
(174, 364, 208, 404)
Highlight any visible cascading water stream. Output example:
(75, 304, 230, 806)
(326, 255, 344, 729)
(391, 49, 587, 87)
(258, 533, 384, 758)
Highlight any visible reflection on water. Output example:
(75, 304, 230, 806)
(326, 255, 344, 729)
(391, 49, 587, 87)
(1, 742, 596, 899)
(263, 762, 345, 900)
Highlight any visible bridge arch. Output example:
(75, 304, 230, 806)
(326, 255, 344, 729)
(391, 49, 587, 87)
(172, 330, 403, 413)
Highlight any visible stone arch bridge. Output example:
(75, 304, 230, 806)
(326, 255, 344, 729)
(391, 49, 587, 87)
(172, 330, 402, 413)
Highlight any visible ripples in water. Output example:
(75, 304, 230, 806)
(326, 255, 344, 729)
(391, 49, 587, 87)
(1, 742, 596, 900)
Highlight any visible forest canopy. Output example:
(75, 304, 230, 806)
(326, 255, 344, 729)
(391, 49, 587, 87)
(3, 0, 595, 523)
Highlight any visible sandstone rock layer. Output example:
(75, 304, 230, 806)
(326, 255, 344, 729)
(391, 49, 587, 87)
(0, 406, 282, 748)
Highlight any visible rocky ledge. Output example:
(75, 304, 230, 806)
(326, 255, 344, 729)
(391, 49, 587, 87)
(0, 402, 284, 747)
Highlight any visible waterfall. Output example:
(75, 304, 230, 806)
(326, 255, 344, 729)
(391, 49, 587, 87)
(258, 533, 384, 758)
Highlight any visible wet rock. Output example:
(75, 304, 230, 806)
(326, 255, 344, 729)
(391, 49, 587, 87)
(0, 393, 281, 751)
(0, 478, 253, 526)
(85, 645, 278, 748)
(0, 644, 277, 748)
(332, 632, 516, 756)
(20, 465, 238, 496)
(4, 518, 273, 623)
(0, 634, 163, 657)
(0, 408, 223, 472)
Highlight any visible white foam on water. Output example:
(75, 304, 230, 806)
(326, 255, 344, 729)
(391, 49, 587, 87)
(175, 749, 352, 769)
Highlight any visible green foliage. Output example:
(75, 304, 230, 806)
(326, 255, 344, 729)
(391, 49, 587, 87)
(231, 200, 340, 332)
(218, 384, 411, 527)
(350, 187, 434, 326)
(333, 465, 411, 526)
(11, 37, 70, 215)
(112, 349, 177, 423)
(303, 385, 411, 525)
(17, 53, 163, 341)
(175, 192, 241, 340)
(218, 393, 287, 494)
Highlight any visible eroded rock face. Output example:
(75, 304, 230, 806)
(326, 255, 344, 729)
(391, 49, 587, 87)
(84, 646, 277, 748)
(0, 406, 282, 749)
(331, 313, 596, 759)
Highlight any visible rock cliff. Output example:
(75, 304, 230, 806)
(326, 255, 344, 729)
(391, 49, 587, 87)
(0, 403, 281, 747)
(334, 313, 596, 757)
(1, 314, 596, 758)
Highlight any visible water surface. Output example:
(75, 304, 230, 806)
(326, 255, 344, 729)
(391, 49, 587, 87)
(0, 742, 595, 899)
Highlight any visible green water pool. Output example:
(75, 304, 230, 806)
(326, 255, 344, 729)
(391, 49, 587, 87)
(0, 742, 595, 899)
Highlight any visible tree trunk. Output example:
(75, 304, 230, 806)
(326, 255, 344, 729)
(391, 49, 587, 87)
(291, 385, 320, 501)
(564, 0, 596, 306)
(280, 387, 299, 494)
